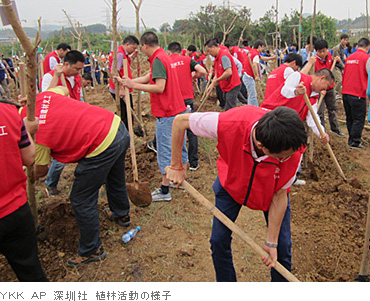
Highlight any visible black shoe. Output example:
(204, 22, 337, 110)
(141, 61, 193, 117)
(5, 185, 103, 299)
(46, 186, 60, 196)
(66, 246, 107, 268)
(349, 143, 366, 149)
(147, 141, 157, 153)
(330, 130, 346, 138)
(189, 163, 200, 171)
(103, 208, 130, 227)
(134, 125, 144, 137)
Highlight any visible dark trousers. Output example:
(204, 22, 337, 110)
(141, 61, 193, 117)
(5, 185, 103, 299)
(102, 71, 109, 85)
(0, 203, 48, 281)
(210, 177, 291, 282)
(216, 86, 225, 108)
(317, 88, 340, 133)
(70, 123, 130, 256)
(184, 99, 198, 166)
(110, 92, 134, 131)
(224, 84, 241, 111)
(343, 94, 367, 146)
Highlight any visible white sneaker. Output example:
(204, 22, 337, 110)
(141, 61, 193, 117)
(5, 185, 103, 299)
(293, 179, 306, 186)
(151, 188, 172, 202)
(169, 181, 184, 190)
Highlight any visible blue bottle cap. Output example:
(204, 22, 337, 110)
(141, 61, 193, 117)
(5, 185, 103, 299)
(136, 226, 141, 231)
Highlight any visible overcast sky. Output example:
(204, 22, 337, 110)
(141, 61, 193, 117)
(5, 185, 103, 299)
(10, 0, 369, 30)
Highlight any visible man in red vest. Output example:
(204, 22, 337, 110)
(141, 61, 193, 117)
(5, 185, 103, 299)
(314, 39, 345, 137)
(43, 43, 71, 74)
(168, 42, 206, 171)
(115, 32, 188, 202)
(261, 69, 332, 143)
(109, 35, 139, 130)
(264, 53, 303, 101)
(205, 39, 241, 110)
(342, 37, 370, 149)
(0, 100, 47, 281)
(20, 88, 131, 267)
(166, 106, 307, 281)
(41, 50, 84, 101)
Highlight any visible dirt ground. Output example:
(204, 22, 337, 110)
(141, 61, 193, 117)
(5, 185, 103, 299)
(1, 82, 370, 282)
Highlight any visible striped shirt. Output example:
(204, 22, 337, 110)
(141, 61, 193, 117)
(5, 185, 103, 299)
(19, 120, 30, 149)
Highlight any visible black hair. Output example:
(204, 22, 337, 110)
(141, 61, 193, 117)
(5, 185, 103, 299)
(306, 35, 317, 45)
(314, 68, 335, 82)
(123, 35, 140, 45)
(255, 107, 307, 154)
(204, 39, 219, 48)
(64, 50, 85, 65)
(187, 44, 196, 52)
(140, 31, 159, 47)
(224, 43, 231, 48)
(292, 43, 298, 48)
(285, 53, 303, 67)
(314, 39, 328, 51)
(358, 37, 370, 48)
(242, 40, 249, 47)
(82, 73, 92, 81)
(340, 33, 349, 40)
(56, 43, 71, 51)
(168, 42, 182, 53)
(254, 39, 265, 49)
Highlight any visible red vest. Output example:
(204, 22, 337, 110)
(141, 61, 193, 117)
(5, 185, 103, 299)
(43, 51, 60, 74)
(194, 54, 206, 68)
(48, 70, 81, 101)
(0, 103, 27, 218)
(217, 106, 303, 211)
(314, 52, 335, 89)
(243, 49, 259, 78)
(230, 46, 249, 74)
(170, 53, 194, 100)
(20, 91, 115, 163)
(109, 46, 133, 91)
(261, 73, 315, 121)
(264, 64, 289, 100)
(214, 48, 241, 92)
(342, 49, 369, 98)
(148, 48, 186, 117)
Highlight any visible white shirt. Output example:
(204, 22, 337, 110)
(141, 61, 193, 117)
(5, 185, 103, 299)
(281, 72, 324, 137)
(41, 73, 75, 92)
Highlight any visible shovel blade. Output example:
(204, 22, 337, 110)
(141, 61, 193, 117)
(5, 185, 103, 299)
(127, 181, 152, 207)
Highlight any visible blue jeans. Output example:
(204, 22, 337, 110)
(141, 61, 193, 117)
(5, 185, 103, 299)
(156, 113, 188, 174)
(210, 177, 291, 282)
(69, 123, 130, 256)
(242, 73, 258, 107)
(45, 159, 66, 188)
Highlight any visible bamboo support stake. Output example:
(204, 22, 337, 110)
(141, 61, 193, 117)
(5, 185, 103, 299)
(303, 93, 346, 180)
(181, 181, 300, 282)
(111, 0, 121, 118)
(196, 70, 213, 112)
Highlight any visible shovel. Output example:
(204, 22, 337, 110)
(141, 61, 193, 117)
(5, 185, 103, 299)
(123, 59, 152, 207)
(181, 180, 300, 282)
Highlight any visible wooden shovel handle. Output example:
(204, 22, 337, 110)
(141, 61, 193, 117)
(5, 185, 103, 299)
(19, 62, 27, 98)
(181, 180, 300, 282)
(303, 93, 346, 180)
(123, 59, 139, 182)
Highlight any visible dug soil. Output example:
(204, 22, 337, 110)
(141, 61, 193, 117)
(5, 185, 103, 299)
(1, 85, 370, 282)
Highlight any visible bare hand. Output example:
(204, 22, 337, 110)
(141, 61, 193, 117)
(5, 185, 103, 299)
(320, 90, 327, 97)
(114, 76, 134, 89)
(262, 245, 277, 268)
(294, 83, 306, 96)
(206, 78, 217, 94)
(131, 49, 139, 59)
(164, 166, 187, 188)
(308, 55, 317, 65)
(18, 95, 27, 107)
(23, 117, 39, 135)
(334, 56, 341, 63)
(54, 64, 64, 77)
(320, 132, 330, 144)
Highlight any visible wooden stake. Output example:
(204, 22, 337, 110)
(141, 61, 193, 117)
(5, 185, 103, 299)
(111, 0, 121, 118)
(358, 194, 370, 279)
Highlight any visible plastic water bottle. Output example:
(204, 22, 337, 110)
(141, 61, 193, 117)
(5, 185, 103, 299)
(122, 226, 141, 243)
